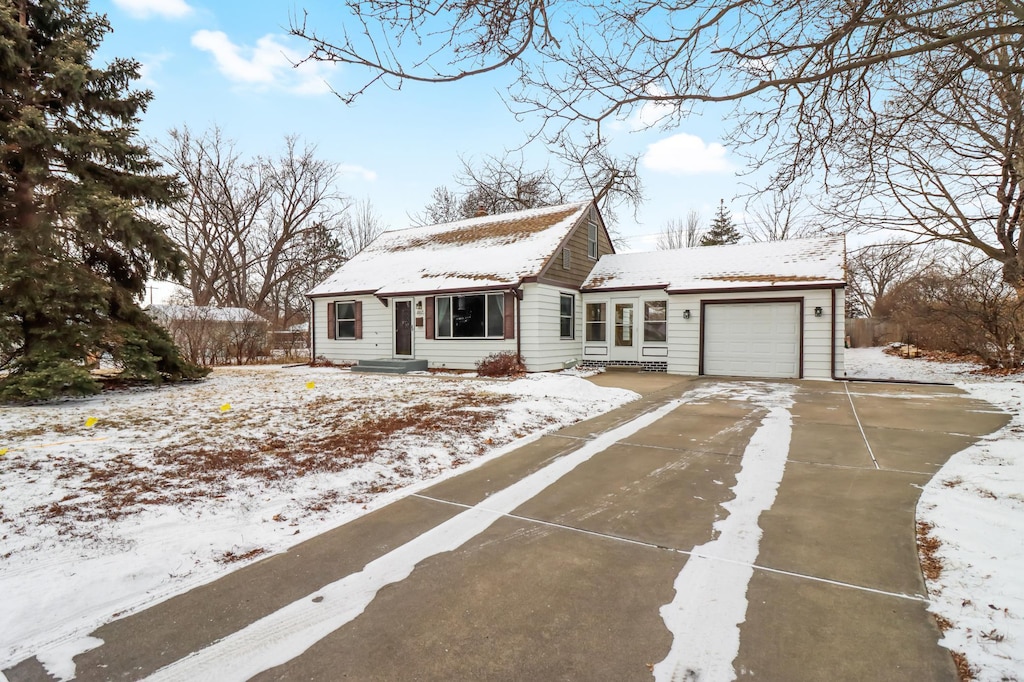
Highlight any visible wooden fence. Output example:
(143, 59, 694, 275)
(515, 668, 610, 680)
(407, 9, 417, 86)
(845, 318, 905, 348)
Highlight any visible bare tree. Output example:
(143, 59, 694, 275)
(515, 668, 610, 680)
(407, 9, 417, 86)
(743, 187, 817, 242)
(340, 197, 386, 256)
(658, 211, 703, 250)
(411, 149, 640, 231)
(161, 127, 384, 328)
(291, 1, 1024, 290)
(847, 240, 927, 317)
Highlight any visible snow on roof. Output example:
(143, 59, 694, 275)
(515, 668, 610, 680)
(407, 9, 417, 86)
(582, 236, 846, 292)
(308, 202, 591, 297)
(148, 305, 268, 324)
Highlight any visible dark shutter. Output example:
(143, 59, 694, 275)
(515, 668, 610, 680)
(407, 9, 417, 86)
(504, 292, 516, 339)
(425, 297, 435, 339)
(354, 301, 363, 340)
(327, 301, 336, 339)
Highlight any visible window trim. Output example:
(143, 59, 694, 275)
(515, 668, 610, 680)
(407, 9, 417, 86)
(335, 301, 357, 339)
(559, 293, 575, 340)
(643, 300, 668, 343)
(585, 301, 606, 342)
(587, 219, 599, 260)
(434, 292, 505, 339)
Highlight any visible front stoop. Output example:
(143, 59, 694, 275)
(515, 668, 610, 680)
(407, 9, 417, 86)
(350, 358, 429, 374)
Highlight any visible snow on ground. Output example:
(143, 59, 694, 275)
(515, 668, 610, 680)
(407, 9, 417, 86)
(847, 348, 1024, 680)
(0, 365, 637, 674)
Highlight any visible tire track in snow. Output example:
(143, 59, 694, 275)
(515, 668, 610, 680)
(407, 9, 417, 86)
(654, 383, 797, 682)
(142, 398, 687, 682)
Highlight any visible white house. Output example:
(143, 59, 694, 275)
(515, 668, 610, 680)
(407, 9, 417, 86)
(579, 237, 847, 379)
(307, 201, 615, 371)
(308, 203, 847, 380)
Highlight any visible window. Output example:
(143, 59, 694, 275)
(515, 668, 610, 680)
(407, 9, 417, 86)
(560, 294, 575, 339)
(336, 301, 356, 339)
(587, 219, 599, 259)
(435, 293, 504, 338)
(585, 302, 606, 342)
(644, 301, 668, 342)
(562, 247, 571, 270)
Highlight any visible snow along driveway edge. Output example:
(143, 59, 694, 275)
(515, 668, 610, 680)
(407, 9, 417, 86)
(142, 398, 688, 682)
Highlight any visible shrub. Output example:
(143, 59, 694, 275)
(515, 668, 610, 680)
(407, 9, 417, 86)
(476, 351, 526, 377)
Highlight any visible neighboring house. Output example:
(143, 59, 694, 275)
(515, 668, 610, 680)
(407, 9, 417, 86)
(307, 201, 615, 371)
(149, 304, 270, 366)
(580, 237, 847, 379)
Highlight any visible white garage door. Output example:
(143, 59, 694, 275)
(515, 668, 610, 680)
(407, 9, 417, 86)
(703, 302, 801, 378)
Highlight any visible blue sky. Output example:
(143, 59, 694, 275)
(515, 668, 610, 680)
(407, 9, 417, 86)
(93, 0, 754, 266)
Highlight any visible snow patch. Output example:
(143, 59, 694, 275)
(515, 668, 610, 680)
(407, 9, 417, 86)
(654, 383, 796, 682)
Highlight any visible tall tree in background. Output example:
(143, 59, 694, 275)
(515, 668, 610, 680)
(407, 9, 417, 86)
(657, 210, 703, 250)
(292, 0, 1024, 291)
(413, 150, 640, 233)
(161, 128, 383, 328)
(0, 0, 204, 400)
(743, 187, 817, 242)
(700, 200, 742, 246)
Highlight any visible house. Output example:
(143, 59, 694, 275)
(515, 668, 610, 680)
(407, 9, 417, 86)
(308, 203, 847, 380)
(579, 237, 847, 379)
(307, 201, 615, 371)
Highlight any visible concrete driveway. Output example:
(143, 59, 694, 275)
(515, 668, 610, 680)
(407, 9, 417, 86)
(5, 374, 1009, 681)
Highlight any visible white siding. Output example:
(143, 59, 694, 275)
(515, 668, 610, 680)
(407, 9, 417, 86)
(312, 295, 392, 363)
(519, 283, 583, 372)
(577, 292, 670, 364)
(662, 288, 843, 380)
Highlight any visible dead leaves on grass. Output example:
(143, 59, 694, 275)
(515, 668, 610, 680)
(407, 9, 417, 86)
(916, 521, 943, 581)
(10, 391, 514, 535)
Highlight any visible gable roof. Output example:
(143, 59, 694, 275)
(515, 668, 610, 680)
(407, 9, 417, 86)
(582, 236, 846, 293)
(308, 201, 593, 297)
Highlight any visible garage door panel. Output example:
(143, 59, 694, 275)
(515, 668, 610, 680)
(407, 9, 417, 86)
(703, 302, 801, 378)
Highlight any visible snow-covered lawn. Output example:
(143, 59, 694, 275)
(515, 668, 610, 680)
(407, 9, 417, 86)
(0, 365, 637, 672)
(847, 348, 1024, 680)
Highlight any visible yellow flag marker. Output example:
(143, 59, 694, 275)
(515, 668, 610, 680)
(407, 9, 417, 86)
(85, 416, 98, 428)
(0, 448, 7, 457)
(305, 381, 316, 390)
(220, 403, 232, 413)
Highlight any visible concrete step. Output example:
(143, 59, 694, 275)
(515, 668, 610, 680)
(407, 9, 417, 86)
(351, 358, 429, 374)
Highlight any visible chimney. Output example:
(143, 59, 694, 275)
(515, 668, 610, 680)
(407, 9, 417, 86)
(475, 203, 487, 217)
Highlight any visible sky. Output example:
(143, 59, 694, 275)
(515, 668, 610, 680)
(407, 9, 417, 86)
(90, 0, 777, 301)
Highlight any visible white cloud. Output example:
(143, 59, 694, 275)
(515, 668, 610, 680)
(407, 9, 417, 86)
(338, 164, 378, 182)
(136, 52, 172, 87)
(631, 84, 676, 131)
(113, 0, 193, 19)
(642, 133, 733, 175)
(191, 30, 335, 95)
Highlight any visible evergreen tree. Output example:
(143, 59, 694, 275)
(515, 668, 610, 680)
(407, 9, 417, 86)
(0, 0, 206, 401)
(699, 199, 742, 247)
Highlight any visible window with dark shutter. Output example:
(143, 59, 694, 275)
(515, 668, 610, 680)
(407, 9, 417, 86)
(425, 297, 435, 339)
(504, 291, 515, 339)
(354, 301, 363, 340)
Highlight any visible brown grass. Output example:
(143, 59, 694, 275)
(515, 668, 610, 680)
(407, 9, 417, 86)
(917, 521, 943, 581)
(951, 651, 976, 681)
(15, 392, 513, 535)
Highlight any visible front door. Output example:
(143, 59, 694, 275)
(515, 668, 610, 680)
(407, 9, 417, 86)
(394, 299, 413, 357)
(610, 299, 638, 362)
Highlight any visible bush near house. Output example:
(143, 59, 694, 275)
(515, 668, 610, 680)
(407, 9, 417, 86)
(476, 351, 527, 377)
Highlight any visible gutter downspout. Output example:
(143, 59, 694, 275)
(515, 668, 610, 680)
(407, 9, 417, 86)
(831, 287, 838, 380)
(514, 286, 524, 366)
(308, 296, 315, 364)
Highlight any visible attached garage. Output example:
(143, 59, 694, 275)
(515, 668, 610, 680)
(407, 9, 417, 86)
(701, 301, 802, 378)
(580, 237, 847, 380)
